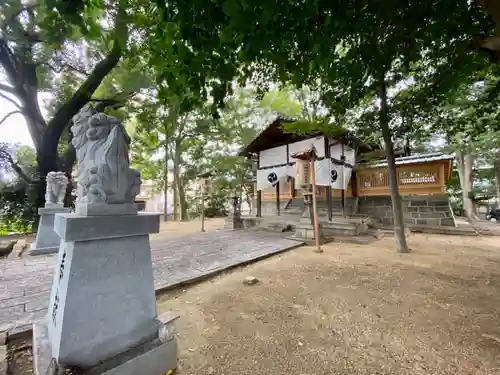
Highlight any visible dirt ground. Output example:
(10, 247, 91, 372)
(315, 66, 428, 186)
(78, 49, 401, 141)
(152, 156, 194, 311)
(154, 217, 226, 238)
(158, 233, 500, 375)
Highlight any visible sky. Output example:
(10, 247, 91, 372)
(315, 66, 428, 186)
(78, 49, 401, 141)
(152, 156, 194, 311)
(0, 90, 53, 147)
(0, 101, 33, 146)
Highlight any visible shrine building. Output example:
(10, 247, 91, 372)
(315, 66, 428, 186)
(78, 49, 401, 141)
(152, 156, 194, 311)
(239, 115, 456, 228)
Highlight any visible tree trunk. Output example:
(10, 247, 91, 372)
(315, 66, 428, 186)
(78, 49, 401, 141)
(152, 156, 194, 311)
(456, 148, 478, 221)
(163, 141, 169, 221)
(378, 77, 410, 253)
(178, 180, 188, 221)
(172, 139, 188, 221)
(1, 2, 127, 207)
(494, 158, 500, 206)
(496, 168, 500, 206)
(173, 181, 179, 221)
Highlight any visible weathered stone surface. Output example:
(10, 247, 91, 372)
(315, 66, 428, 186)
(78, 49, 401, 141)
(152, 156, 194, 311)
(0, 326, 10, 375)
(441, 218, 456, 226)
(292, 222, 325, 243)
(44, 172, 68, 207)
(0, 239, 16, 257)
(358, 195, 455, 227)
(47, 214, 160, 368)
(71, 106, 141, 212)
(7, 239, 27, 259)
(0, 344, 6, 375)
(54, 212, 160, 242)
(34, 323, 178, 375)
(92, 339, 177, 375)
(243, 276, 259, 285)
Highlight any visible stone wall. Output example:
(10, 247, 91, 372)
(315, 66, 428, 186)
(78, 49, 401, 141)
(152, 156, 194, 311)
(255, 194, 456, 227)
(358, 195, 456, 227)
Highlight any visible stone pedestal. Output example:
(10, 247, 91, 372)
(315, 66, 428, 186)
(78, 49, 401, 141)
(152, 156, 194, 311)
(291, 199, 325, 244)
(292, 216, 325, 244)
(29, 206, 71, 256)
(224, 214, 244, 230)
(224, 196, 244, 230)
(32, 211, 178, 375)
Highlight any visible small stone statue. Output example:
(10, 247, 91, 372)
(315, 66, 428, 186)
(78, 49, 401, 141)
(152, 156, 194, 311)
(71, 106, 142, 206)
(45, 172, 69, 207)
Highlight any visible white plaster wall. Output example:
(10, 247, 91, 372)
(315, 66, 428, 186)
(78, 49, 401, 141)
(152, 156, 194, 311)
(288, 138, 315, 158)
(312, 137, 325, 158)
(330, 143, 355, 164)
(288, 136, 325, 159)
(259, 145, 287, 168)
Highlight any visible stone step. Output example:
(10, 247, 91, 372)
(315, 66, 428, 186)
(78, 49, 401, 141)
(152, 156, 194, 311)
(327, 234, 380, 245)
(322, 220, 358, 229)
(329, 216, 367, 224)
(259, 221, 294, 233)
(322, 228, 358, 237)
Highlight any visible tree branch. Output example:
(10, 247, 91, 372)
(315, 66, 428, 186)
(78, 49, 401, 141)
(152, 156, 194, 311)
(0, 149, 34, 184)
(0, 110, 22, 126)
(0, 91, 23, 110)
(45, 61, 89, 76)
(0, 83, 16, 95)
(89, 92, 136, 111)
(43, 0, 129, 152)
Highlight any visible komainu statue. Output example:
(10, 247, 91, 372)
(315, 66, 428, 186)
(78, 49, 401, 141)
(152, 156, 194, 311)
(71, 105, 142, 206)
(45, 172, 69, 207)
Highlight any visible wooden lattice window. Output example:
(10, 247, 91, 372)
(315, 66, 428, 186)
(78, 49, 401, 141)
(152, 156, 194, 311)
(398, 170, 437, 185)
(359, 169, 388, 188)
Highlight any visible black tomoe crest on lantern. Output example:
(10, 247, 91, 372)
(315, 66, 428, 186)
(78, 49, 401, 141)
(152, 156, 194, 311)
(267, 172, 278, 184)
(330, 169, 338, 183)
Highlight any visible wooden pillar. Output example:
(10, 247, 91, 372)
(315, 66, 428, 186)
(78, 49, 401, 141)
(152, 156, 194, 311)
(325, 137, 333, 221)
(351, 170, 358, 197)
(350, 169, 359, 214)
(341, 144, 345, 217)
(310, 156, 322, 253)
(276, 182, 280, 216)
(256, 152, 262, 217)
(256, 190, 262, 217)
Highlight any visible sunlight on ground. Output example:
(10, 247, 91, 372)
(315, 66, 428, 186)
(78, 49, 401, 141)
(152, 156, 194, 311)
(158, 233, 500, 375)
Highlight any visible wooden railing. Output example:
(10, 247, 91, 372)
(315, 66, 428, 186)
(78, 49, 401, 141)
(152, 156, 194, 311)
(356, 162, 445, 196)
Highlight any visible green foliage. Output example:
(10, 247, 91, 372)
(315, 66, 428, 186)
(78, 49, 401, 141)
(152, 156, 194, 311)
(149, 0, 492, 114)
(0, 144, 39, 233)
(0, 183, 37, 234)
(188, 192, 228, 218)
(260, 90, 302, 118)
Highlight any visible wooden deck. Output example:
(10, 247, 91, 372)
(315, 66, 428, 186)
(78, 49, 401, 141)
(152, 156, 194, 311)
(0, 229, 303, 336)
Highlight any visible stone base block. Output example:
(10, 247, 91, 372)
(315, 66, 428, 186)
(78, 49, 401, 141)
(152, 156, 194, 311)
(29, 245, 59, 256)
(224, 215, 244, 230)
(33, 322, 177, 375)
(54, 212, 160, 242)
(75, 203, 139, 216)
(30, 207, 71, 256)
(46, 213, 162, 368)
(292, 223, 326, 244)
